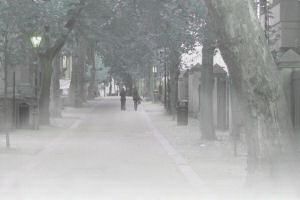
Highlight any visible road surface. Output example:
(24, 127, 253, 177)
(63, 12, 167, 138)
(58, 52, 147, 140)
(0, 97, 213, 200)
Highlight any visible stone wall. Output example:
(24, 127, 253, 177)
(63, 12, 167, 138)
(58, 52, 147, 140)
(178, 71, 189, 101)
(188, 67, 201, 118)
(187, 65, 230, 130)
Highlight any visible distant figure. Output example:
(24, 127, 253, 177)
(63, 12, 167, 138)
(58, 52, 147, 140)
(132, 87, 141, 111)
(120, 87, 126, 111)
(158, 84, 162, 101)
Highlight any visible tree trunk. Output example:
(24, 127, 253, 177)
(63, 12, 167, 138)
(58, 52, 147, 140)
(87, 45, 97, 99)
(50, 55, 62, 118)
(230, 85, 244, 156)
(34, 2, 85, 125)
(69, 57, 82, 107)
(200, 39, 216, 140)
(169, 51, 180, 117)
(69, 39, 86, 107)
(39, 55, 53, 125)
(80, 52, 87, 103)
(109, 77, 112, 96)
(203, 0, 294, 174)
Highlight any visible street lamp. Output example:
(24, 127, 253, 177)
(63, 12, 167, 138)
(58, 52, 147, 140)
(152, 66, 157, 88)
(30, 36, 42, 48)
(152, 66, 158, 103)
(31, 35, 42, 130)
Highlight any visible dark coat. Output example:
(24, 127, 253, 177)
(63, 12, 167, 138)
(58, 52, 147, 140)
(132, 88, 140, 102)
(120, 88, 126, 100)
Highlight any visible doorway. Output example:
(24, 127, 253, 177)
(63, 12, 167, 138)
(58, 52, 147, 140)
(18, 103, 30, 128)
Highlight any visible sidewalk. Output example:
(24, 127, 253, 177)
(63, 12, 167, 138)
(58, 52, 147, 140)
(0, 104, 89, 175)
(0, 98, 298, 199)
(1, 98, 214, 200)
(142, 101, 300, 200)
(141, 101, 248, 198)
(0, 107, 82, 149)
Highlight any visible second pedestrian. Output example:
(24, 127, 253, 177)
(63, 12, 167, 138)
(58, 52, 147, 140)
(120, 87, 126, 111)
(132, 87, 141, 111)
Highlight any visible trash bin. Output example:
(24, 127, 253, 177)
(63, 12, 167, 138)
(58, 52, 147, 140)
(177, 100, 188, 126)
(153, 90, 159, 103)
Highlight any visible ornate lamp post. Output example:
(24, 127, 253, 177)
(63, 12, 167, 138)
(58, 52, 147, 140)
(152, 66, 158, 102)
(31, 36, 42, 48)
(30, 35, 42, 129)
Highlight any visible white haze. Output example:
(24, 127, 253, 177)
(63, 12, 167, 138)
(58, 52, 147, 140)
(1, 97, 299, 200)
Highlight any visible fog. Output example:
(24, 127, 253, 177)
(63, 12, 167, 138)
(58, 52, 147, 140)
(0, 97, 298, 200)
(1, 0, 300, 199)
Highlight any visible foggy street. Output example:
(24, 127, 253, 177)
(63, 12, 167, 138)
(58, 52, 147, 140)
(0, 97, 219, 200)
(1, 97, 300, 200)
(1, 0, 299, 199)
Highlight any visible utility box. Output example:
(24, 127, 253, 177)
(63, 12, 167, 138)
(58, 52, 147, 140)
(153, 90, 159, 103)
(177, 100, 188, 126)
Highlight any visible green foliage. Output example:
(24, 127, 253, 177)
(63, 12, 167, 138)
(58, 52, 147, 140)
(0, 0, 206, 82)
(0, 0, 81, 67)
(77, 0, 207, 81)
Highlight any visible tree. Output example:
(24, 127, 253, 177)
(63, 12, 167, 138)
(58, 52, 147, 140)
(36, 0, 86, 124)
(69, 35, 86, 107)
(17, 0, 119, 123)
(87, 43, 97, 99)
(50, 54, 62, 117)
(200, 24, 217, 140)
(0, 0, 87, 124)
(129, 0, 204, 114)
(203, 0, 294, 174)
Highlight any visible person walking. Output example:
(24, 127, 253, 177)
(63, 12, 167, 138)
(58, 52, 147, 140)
(132, 87, 141, 111)
(120, 87, 126, 111)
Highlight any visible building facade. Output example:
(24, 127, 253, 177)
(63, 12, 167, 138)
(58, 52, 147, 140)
(265, 0, 300, 132)
(183, 64, 230, 130)
(0, 60, 40, 129)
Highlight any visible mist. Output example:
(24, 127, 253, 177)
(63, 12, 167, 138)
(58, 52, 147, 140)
(1, 0, 300, 199)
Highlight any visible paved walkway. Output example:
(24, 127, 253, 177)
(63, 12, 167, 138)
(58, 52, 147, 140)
(0, 97, 297, 200)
